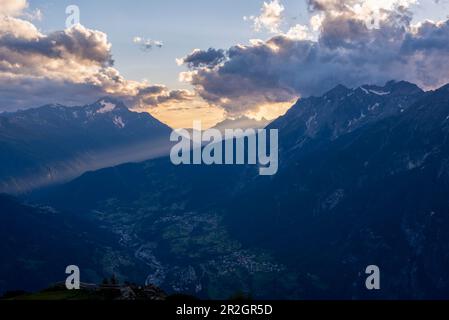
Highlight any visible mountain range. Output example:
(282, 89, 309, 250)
(0, 98, 172, 194)
(213, 116, 271, 132)
(2, 80, 449, 299)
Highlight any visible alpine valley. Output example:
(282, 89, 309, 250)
(2, 80, 449, 299)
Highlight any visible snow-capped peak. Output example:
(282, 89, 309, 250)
(97, 100, 117, 114)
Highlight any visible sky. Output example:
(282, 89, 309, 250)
(29, 0, 308, 88)
(1, 0, 449, 128)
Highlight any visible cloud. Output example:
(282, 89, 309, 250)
(133, 36, 163, 51)
(244, 0, 285, 33)
(135, 86, 195, 107)
(0, 0, 28, 16)
(0, 0, 188, 112)
(176, 48, 226, 68)
(178, 0, 449, 116)
(285, 24, 313, 40)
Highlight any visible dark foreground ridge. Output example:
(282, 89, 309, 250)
(0, 282, 168, 301)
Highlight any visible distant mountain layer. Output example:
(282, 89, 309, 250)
(0, 98, 172, 194)
(23, 81, 449, 299)
(213, 116, 270, 132)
